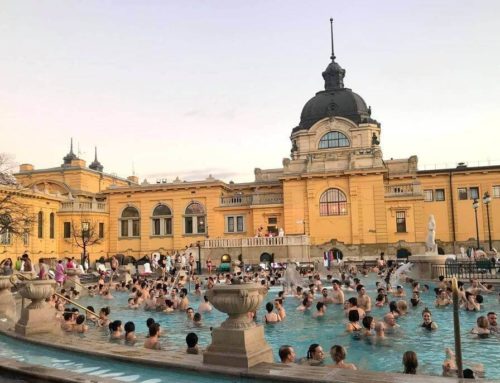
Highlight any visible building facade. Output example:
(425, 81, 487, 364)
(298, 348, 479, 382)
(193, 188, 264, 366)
(1, 48, 499, 266)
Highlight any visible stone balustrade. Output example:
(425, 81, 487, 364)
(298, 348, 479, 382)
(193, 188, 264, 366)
(203, 235, 309, 249)
(384, 183, 423, 198)
(220, 193, 283, 207)
(60, 200, 107, 212)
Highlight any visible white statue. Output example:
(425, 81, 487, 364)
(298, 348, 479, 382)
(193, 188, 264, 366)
(426, 215, 437, 253)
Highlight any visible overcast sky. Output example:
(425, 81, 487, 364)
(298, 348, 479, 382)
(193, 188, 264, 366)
(1, 1, 499, 182)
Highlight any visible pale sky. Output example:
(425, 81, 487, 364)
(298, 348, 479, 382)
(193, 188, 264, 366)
(1, 1, 499, 183)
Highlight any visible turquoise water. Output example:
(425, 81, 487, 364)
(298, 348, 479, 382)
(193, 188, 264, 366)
(0, 333, 254, 382)
(2, 275, 498, 380)
(74, 276, 499, 378)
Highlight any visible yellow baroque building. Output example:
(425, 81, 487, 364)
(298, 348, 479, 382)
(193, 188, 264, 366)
(1, 50, 499, 266)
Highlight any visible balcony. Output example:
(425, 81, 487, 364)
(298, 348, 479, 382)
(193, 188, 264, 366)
(203, 235, 309, 249)
(220, 193, 283, 207)
(60, 200, 107, 213)
(384, 183, 423, 198)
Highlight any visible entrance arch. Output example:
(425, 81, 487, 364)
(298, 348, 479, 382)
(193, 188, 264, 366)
(260, 252, 273, 263)
(396, 248, 411, 259)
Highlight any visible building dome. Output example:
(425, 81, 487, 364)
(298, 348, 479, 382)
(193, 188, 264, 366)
(295, 88, 374, 132)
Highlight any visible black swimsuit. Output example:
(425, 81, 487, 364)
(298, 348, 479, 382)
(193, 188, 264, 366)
(421, 321, 434, 330)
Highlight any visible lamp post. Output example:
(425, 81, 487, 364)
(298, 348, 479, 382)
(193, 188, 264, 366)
(472, 199, 480, 249)
(483, 192, 492, 251)
(196, 241, 202, 275)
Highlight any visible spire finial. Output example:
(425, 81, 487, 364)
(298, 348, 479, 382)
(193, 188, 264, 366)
(70, 137, 74, 154)
(94, 146, 98, 161)
(330, 18, 335, 61)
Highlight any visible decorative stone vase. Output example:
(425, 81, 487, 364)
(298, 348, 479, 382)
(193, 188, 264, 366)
(203, 283, 274, 368)
(15, 280, 57, 336)
(0, 276, 16, 322)
(64, 268, 82, 293)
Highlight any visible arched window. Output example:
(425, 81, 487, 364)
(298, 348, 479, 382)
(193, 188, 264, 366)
(38, 211, 44, 238)
(319, 188, 348, 216)
(318, 131, 349, 149)
(151, 204, 172, 236)
(184, 202, 206, 235)
(49, 213, 55, 239)
(0, 214, 11, 245)
(120, 206, 140, 237)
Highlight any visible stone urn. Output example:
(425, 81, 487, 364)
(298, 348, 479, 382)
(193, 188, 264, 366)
(0, 276, 16, 322)
(15, 280, 57, 336)
(203, 283, 274, 368)
(64, 268, 82, 292)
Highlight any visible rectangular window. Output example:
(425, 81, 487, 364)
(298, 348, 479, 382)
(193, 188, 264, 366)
(132, 220, 140, 237)
(396, 211, 406, 233)
(469, 187, 479, 200)
(457, 188, 468, 200)
(227, 217, 234, 232)
(99, 223, 104, 239)
(22, 231, 29, 246)
(185, 217, 193, 234)
(164, 218, 172, 235)
(237, 216, 244, 232)
(197, 217, 205, 234)
(424, 190, 433, 202)
(49, 213, 55, 239)
(153, 218, 161, 236)
(494, 186, 500, 198)
(121, 220, 128, 237)
(82, 222, 90, 239)
(435, 189, 445, 201)
(63, 222, 71, 238)
(268, 217, 278, 225)
(226, 215, 245, 233)
(0, 231, 10, 245)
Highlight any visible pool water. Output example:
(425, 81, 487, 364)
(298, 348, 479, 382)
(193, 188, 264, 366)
(0, 333, 254, 382)
(74, 275, 499, 379)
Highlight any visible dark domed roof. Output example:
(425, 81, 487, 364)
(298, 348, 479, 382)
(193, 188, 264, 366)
(292, 53, 377, 134)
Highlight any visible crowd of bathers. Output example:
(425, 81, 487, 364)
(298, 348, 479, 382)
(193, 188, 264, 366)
(44, 257, 498, 378)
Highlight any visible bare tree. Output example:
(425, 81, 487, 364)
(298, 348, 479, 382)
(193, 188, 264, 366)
(71, 218, 102, 262)
(0, 154, 35, 241)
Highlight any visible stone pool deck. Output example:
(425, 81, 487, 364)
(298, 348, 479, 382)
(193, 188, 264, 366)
(0, 322, 497, 383)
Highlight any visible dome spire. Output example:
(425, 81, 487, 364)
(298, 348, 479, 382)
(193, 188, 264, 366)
(330, 18, 335, 61)
(322, 18, 345, 90)
(62, 137, 78, 166)
(89, 146, 104, 172)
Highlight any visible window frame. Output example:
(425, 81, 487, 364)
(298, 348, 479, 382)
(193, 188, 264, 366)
(49, 212, 55, 239)
(184, 202, 206, 235)
(396, 211, 407, 233)
(469, 187, 479, 200)
(318, 131, 350, 149)
(435, 189, 445, 201)
(151, 204, 173, 237)
(493, 185, 500, 198)
(63, 222, 71, 239)
(457, 188, 468, 200)
(0, 214, 11, 245)
(225, 214, 246, 234)
(99, 222, 104, 239)
(319, 188, 348, 216)
(424, 189, 434, 202)
(119, 206, 140, 238)
(37, 211, 44, 238)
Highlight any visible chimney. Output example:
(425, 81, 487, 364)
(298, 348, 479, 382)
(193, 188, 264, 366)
(127, 175, 139, 184)
(19, 164, 34, 172)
